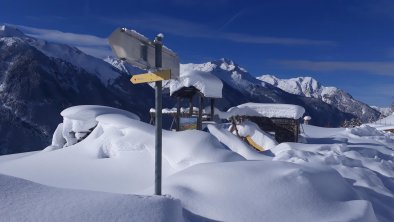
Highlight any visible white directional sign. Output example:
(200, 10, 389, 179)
(108, 28, 180, 79)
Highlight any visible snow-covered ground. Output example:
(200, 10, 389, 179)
(0, 106, 393, 222)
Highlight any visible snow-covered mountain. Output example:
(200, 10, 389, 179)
(0, 25, 359, 155)
(258, 75, 380, 123)
(371, 106, 393, 118)
(0, 25, 157, 154)
(179, 59, 354, 127)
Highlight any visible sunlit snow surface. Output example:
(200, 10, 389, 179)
(0, 106, 393, 222)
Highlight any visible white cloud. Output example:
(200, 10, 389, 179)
(107, 15, 336, 46)
(279, 60, 394, 76)
(9, 24, 112, 58)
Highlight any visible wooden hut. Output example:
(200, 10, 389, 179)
(221, 103, 305, 143)
(150, 66, 223, 131)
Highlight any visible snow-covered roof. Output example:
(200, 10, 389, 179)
(219, 103, 305, 119)
(61, 105, 139, 121)
(150, 107, 204, 114)
(168, 66, 223, 98)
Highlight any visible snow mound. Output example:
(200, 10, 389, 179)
(236, 120, 278, 149)
(163, 161, 377, 222)
(46, 105, 140, 149)
(0, 174, 184, 222)
(1, 107, 393, 222)
(348, 125, 387, 137)
(207, 124, 270, 160)
(167, 65, 223, 98)
(218, 102, 305, 119)
(0, 106, 243, 193)
(273, 124, 394, 222)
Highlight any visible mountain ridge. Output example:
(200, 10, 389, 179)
(258, 75, 380, 122)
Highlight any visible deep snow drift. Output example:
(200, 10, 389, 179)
(1, 105, 393, 222)
(0, 174, 184, 222)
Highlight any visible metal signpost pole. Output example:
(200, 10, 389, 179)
(154, 34, 163, 195)
(108, 28, 179, 195)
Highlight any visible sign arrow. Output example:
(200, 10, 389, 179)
(130, 69, 171, 84)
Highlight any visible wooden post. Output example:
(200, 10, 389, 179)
(294, 119, 298, 142)
(176, 97, 181, 131)
(189, 96, 193, 116)
(210, 98, 215, 121)
(198, 95, 203, 130)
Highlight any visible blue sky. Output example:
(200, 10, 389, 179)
(1, 0, 394, 107)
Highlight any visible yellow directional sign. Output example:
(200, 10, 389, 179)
(130, 69, 171, 84)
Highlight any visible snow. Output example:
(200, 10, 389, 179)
(167, 64, 223, 98)
(218, 102, 305, 119)
(0, 37, 18, 46)
(372, 106, 393, 117)
(236, 120, 278, 149)
(0, 106, 242, 194)
(207, 124, 271, 160)
(1, 25, 120, 85)
(1, 106, 394, 222)
(180, 59, 262, 93)
(374, 113, 394, 126)
(162, 161, 377, 222)
(0, 174, 184, 222)
(28, 39, 121, 84)
(46, 105, 140, 149)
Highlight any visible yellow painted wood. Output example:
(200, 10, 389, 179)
(130, 69, 171, 84)
(245, 136, 264, 151)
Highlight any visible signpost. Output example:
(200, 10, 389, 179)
(108, 28, 180, 196)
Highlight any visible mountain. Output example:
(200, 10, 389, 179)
(0, 25, 357, 155)
(0, 25, 157, 154)
(371, 106, 393, 118)
(258, 75, 380, 123)
(178, 59, 354, 127)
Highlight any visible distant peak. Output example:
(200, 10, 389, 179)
(219, 58, 235, 64)
(0, 24, 25, 37)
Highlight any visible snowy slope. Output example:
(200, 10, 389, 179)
(374, 113, 394, 127)
(0, 174, 184, 222)
(372, 106, 393, 118)
(1, 25, 119, 84)
(1, 106, 393, 221)
(259, 75, 380, 122)
(0, 25, 157, 155)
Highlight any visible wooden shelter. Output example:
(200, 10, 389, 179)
(223, 103, 305, 143)
(246, 116, 300, 143)
(171, 86, 216, 131)
(150, 86, 218, 131)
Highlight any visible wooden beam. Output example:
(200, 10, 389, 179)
(189, 97, 193, 116)
(176, 97, 181, 131)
